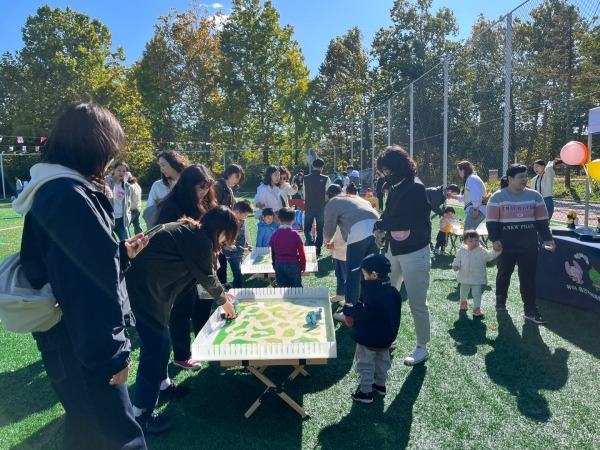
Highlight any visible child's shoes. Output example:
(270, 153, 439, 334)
(473, 307, 485, 318)
(460, 301, 468, 310)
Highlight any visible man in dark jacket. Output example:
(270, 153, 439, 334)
(303, 158, 331, 257)
(426, 184, 460, 217)
(343, 253, 401, 404)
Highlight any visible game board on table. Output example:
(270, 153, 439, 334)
(241, 246, 318, 275)
(192, 287, 336, 361)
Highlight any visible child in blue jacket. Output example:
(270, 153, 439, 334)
(256, 207, 278, 247)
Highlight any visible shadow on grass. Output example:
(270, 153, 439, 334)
(0, 360, 59, 427)
(314, 255, 335, 279)
(448, 310, 490, 356)
(11, 417, 64, 450)
(485, 312, 569, 422)
(317, 365, 427, 450)
(538, 298, 600, 360)
(144, 325, 358, 449)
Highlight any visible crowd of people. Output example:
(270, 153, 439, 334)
(12, 103, 558, 448)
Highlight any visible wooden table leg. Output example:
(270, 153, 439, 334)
(244, 365, 310, 419)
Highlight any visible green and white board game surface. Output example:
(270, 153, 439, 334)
(241, 246, 318, 274)
(192, 288, 336, 361)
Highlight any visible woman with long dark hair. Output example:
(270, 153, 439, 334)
(278, 165, 298, 207)
(155, 164, 217, 372)
(156, 164, 217, 223)
(14, 103, 147, 448)
(374, 145, 432, 366)
(254, 165, 283, 218)
(146, 150, 190, 208)
(456, 160, 487, 231)
(127, 207, 239, 434)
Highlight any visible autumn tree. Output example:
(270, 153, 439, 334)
(218, 0, 311, 164)
(316, 27, 372, 166)
(13, 5, 126, 133)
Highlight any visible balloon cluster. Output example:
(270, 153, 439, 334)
(560, 141, 600, 182)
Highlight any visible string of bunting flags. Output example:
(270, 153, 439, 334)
(0, 134, 281, 153)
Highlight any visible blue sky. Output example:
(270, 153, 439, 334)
(1, 0, 526, 76)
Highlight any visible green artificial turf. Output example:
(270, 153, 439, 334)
(0, 198, 599, 449)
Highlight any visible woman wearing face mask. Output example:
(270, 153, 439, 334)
(373, 145, 432, 367)
(105, 161, 131, 241)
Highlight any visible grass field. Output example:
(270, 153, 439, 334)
(0, 197, 599, 449)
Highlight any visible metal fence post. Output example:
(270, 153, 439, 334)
(387, 99, 391, 147)
(410, 83, 414, 159)
(443, 58, 449, 188)
(372, 110, 376, 190)
(503, 12, 512, 177)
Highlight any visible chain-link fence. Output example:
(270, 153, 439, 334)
(344, 0, 600, 224)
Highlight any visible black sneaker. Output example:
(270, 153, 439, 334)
(135, 411, 172, 436)
(495, 302, 507, 311)
(372, 384, 387, 396)
(524, 313, 548, 324)
(160, 381, 191, 400)
(351, 390, 373, 404)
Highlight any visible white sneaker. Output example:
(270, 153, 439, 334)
(404, 346, 429, 366)
(389, 340, 398, 349)
(333, 312, 346, 322)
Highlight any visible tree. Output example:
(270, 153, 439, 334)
(218, 0, 311, 163)
(147, 2, 225, 148)
(316, 27, 372, 166)
(370, 0, 460, 103)
(135, 34, 181, 141)
(14, 5, 126, 132)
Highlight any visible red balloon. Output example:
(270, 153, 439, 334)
(560, 141, 589, 166)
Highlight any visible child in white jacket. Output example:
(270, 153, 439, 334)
(452, 229, 501, 318)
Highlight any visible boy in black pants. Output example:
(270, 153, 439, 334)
(342, 253, 402, 403)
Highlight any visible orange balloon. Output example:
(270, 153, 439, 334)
(560, 141, 589, 166)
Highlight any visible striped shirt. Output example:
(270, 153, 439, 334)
(485, 188, 552, 253)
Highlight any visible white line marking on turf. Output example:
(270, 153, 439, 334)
(0, 226, 24, 232)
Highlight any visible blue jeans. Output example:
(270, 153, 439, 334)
(274, 261, 302, 287)
(334, 259, 347, 296)
(544, 197, 554, 220)
(464, 209, 485, 231)
(130, 210, 143, 235)
(133, 311, 172, 412)
(345, 236, 379, 305)
(228, 257, 243, 288)
(114, 217, 130, 241)
(33, 320, 146, 450)
(303, 210, 324, 252)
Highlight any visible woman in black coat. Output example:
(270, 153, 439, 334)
(127, 206, 239, 434)
(15, 103, 148, 449)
